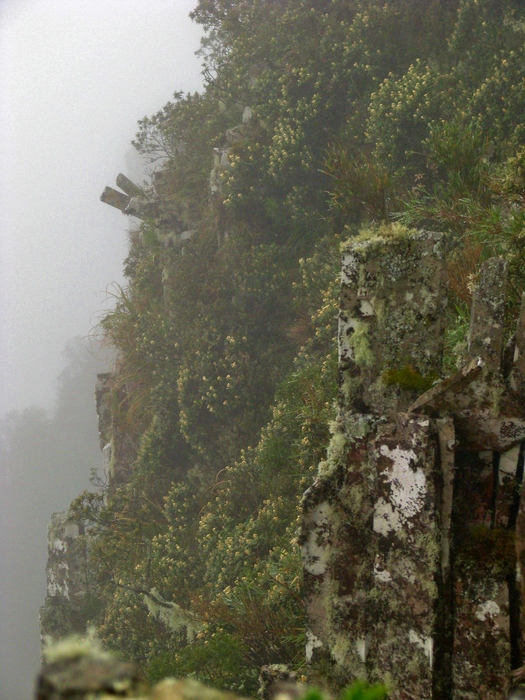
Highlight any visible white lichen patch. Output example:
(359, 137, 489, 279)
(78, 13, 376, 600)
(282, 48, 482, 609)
(144, 589, 202, 641)
(52, 537, 66, 553)
(373, 562, 392, 583)
(359, 300, 375, 317)
(380, 445, 425, 517)
(356, 635, 370, 662)
(475, 600, 501, 622)
(47, 564, 70, 598)
(373, 497, 402, 536)
(341, 253, 359, 286)
(305, 629, 323, 661)
(43, 628, 111, 663)
(302, 502, 334, 575)
(499, 444, 520, 479)
(102, 442, 112, 471)
(392, 556, 417, 584)
(408, 629, 433, 666)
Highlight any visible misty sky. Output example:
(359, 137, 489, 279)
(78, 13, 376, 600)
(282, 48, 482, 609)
(0, 0, 204, 417)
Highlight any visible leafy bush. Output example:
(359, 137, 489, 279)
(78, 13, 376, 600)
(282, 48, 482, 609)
(58, 0, 525, 692)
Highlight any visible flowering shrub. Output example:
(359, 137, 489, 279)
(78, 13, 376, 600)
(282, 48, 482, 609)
(65, 0, 525, 692)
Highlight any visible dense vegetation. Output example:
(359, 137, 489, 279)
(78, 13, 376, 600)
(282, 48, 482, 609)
(68, 0, 525, 693)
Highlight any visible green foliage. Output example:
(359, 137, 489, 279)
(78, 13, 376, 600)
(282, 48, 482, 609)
(302, 680, 388, 700)
(59, 0, 525, 693)
(426, 121, 491, 197)
(145, 632, 257, 693)
(367, 59, 451, 177)
(340, 681, 388, 700)
(381, 366, 438, 392)
(323, 145, 394, 224)
(189, 0, 459, 238)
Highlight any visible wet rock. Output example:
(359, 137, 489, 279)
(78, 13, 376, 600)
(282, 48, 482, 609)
(40, 513, 87, 644)
(258, 665, 299, 700)
(36, 654, 141, 700)
(303, 230, 525, 697)
(151, 678, 247, 700)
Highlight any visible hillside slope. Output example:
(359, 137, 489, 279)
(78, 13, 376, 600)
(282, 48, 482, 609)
(51, 0, 525, 692)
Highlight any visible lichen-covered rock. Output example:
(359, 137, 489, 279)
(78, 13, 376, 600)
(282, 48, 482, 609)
(303, 231, 525, 698)
(151, 679, 247, 700)
(95, 374, 138, 492)
(37, 654, 142, 700)
(302, 227, 449, 695)
(40, 513, 87, 644)
(95, 372, 113, 451)
(36, 635, 143, 700)
(258, 665, 299, 700)
(410, 262, 525, 451)
(339, 225, 448, 419)
(366, 415, 441, 697)
(35, 636, 251, 700)
(467, 257, 507, 372)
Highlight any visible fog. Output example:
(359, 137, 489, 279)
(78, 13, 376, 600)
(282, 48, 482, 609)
(0, 2, 203, 697)
(0, 0, 203, 415)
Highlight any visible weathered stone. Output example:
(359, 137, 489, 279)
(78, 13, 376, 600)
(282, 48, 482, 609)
(151, 678, 247, 700)
(258, 665, 299, 700)
(95, 372, 113, 451)
(450, 447, 516, 700)
(437, 417, 455, 582)
(509, 293, 525, 397)
(95, 376, 138, 492)
(410, 357, 525, 451)
(302, 227, 450, 696)
(100, 186, 131, 212)
(209, 147, 233, 196)
(468, 257, 507, 371)
(367, 415, 441, 698)
(303, 233, 525, 697)
(100, 176, 159, 221)
(409, 260, 525, 451)
(116, 173, 145, 198)
(40, 513, 87, 645)
(36, 636, 264, 700)
(37, 655, 141, 700)
(339, 227, 448, 419)
(508, 687, 525, 700)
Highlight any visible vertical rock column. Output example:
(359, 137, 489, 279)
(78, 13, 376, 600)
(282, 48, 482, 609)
(407, 258, 525, 697)
(451, 259, 518, 699)
(95, 372, 113, 479)
(367, 414, 441, 698)
(301, 228, 448, 696)
(39, 512, 86, 645)
(95, 371, 137, 492)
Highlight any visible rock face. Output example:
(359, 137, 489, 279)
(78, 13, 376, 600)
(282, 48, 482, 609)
(40, 373, 139, 646)
(301, 227, 525, 698)
(35, 638, 246, 700)
(40, 513, 87, 644)
(95, 371, 138, 493)
(36, 653, 141, 700)
(40, 224, 525, 697)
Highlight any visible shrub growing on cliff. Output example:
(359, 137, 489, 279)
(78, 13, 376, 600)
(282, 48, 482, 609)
(58, 0, 525, 692)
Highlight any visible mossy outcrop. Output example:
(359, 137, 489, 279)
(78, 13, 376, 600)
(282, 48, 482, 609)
(302, 229, 525, 698)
